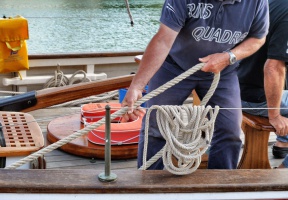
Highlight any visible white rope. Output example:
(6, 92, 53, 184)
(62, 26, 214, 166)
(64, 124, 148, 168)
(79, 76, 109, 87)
(43, 66, 90, 88)
(5, 63, 219, 170)
(140, 104, 219, 175)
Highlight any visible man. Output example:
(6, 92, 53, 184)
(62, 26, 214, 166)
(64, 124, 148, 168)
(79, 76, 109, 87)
(238, 0, 288, 164)
(122, 0, 269, 169)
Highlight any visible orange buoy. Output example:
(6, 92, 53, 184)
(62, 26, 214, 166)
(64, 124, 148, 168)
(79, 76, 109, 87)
(80, 102, 122, 123)
(81, 103, 142, 145)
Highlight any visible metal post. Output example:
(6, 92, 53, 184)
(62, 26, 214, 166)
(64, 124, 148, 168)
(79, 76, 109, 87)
(98, 105, 117, 182)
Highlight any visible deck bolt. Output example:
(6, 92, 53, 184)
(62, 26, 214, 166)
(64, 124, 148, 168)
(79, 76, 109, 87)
(90, 158, 96, 163)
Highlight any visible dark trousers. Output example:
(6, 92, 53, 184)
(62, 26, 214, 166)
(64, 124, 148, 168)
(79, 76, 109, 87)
(137, 66, 242, 169)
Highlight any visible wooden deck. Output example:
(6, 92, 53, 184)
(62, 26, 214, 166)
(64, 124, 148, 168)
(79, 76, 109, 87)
(28, 106, 138, 170)
(24, 104, 283, 170)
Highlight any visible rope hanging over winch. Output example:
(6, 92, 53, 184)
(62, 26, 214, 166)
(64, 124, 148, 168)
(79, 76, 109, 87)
(5, 63, 220, 175)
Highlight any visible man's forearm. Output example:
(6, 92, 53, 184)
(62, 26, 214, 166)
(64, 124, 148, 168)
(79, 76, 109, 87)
(200, 36, 266, 73)
(130, 24, 178, 91)
(231, 37, 266, 61)
(264, 59, 286, 119)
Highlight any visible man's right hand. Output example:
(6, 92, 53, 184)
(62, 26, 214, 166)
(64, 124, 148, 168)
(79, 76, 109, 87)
(121, 87, 146, 122)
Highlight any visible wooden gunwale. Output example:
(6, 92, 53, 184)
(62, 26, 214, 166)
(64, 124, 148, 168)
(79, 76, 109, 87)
(0, 169, 287, 194)
(28, 51, 144, 60)
(20, 74, 134, 112)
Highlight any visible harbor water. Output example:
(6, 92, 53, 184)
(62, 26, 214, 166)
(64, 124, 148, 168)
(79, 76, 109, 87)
(1, 0, 164, 54)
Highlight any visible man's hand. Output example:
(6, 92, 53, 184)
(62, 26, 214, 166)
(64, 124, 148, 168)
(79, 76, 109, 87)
(269, 115, 288, 136)
(200, 37, 266, 73)
(199, 52, 230, 73)
(121, 87, 146, 121)
(120, 23, 177, 122)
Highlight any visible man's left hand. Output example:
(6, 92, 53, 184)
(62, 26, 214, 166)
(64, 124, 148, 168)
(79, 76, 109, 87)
(199, 52, 230, 73)
(269, 115, 288, 136)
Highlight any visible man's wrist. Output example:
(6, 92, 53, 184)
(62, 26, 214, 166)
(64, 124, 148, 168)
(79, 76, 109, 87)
(269, 114, 281, 120)
(224, 50, 237, 65)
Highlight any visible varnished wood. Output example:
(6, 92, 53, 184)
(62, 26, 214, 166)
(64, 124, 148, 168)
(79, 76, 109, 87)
(0, 112, 44, 157)
(241, 112, 275, 131)
(29, 51, 144, 60)
(238, 112, 275, 169)
(47, 113, 138, 159)
(0, 169, 287, 193)
(21, 75, 134, 112)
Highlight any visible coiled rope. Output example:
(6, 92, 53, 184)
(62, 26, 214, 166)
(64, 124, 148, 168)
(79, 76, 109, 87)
(139, 65, 220, 175)
(43, 65, 119, 107)
(0, 66, 117, 107)
(141, 104, 219, 175)
(5, 63, 220, 171)
(43, 65, 90, 88)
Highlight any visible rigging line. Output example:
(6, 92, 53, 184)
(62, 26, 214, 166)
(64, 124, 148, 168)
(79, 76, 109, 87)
(131, 107, 288, 110)
(0, 104, 121, 128)
(0, 97, 119, 128)
(11, 16, 144, 18)
(20, 17, 132, 19)
(0, 104, 120, 128)
(0, 112, 80, 129)
(219, 107, 288, 110)
(2, 106, 288, 129)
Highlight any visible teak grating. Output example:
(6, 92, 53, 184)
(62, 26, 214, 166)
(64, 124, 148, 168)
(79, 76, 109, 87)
(0, 111, 44, 157)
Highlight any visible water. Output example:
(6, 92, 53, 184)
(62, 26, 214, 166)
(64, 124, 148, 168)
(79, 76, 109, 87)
(1, 0, 164, 54)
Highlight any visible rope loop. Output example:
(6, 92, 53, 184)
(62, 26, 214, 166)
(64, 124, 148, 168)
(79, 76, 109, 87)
(141, 104, 219, 175)
(43, 64, 90, 88)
